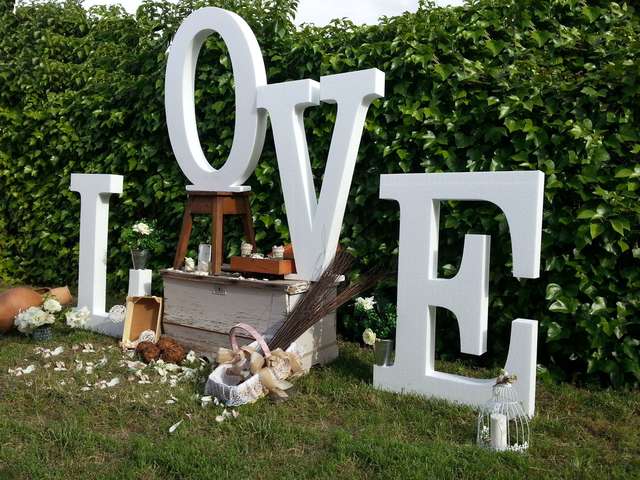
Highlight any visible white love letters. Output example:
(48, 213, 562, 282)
(165, 7, 384, 280)
(373, 172, 544, 416)
(68, 7, 546, 416)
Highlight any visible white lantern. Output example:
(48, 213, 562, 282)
(477, 374, 530, 453)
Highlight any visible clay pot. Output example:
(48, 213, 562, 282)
(0, 287, 43, 333)
(0, 285, 73, 333)
(36, 286, 73, 305)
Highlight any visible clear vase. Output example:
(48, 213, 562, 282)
(32, 326, 53, 341)
(373, 339, 394, 366)
(131, 249, 150, 270)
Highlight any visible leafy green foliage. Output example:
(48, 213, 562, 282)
(343, 296, 397, 340)
(1, 0, 639, 387)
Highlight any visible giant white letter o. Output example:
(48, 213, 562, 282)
(165, 7, 267, 192)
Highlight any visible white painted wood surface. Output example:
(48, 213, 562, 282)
(161, 270, 338, 368)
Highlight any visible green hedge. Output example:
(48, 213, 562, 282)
(1, 0, 639, 387)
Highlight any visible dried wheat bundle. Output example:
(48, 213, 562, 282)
(268, 250, 385, 351)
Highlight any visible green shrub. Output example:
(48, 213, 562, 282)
(0, 0, 638, 387)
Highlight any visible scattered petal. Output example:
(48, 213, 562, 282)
(169, 420, 183, 433)
(51, 346, 64, 356)
(106, 377, 120, 388)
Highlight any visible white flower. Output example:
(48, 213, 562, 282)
(355, 296, 376, 312)
(108, 305, 126, 324)
(66, 306, 90, 329)
(362, 328, 377, 346)
(43, 298, 62, 313)
(14, 307, 55, 334)
(132, 222, 152, 235)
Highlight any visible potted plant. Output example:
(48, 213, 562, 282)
(122, 220, 160, 269)
(14, 294, 90, 340)
(356, 296, 397, 367)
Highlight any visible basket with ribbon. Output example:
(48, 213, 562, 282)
(205, 323, 306, 406)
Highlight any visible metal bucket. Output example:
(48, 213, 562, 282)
(374, 339, 394, 367)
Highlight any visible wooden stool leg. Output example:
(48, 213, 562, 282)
(240, 196, 257, 248)
(211, 197, 224, 275)
(173, 203, 193, 269)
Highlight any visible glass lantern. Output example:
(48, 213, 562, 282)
(477, 379, 530, 453)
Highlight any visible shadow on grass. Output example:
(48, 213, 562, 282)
(326, 342, 373, 384)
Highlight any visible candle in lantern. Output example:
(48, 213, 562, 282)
(490, 413, 508, 451)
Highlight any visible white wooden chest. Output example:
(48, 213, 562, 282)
(160, 269, 338, 369)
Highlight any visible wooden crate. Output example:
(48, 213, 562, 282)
(229, 256, 296, 276)
(122, 296, 163, 346)
(160, 269, 338, 370)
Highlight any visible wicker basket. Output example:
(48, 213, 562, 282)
(204, 323, 302, 407)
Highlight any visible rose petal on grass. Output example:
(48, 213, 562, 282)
(169, 420, 183, 433)
(106, 377, 120, 387)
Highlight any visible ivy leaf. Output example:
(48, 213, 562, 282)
(485, 39, 506, 57)
(549, 300, 569, 314)
(545, 283, 562, 300)
(590, 297, 607, 316)
(590, 223, 605, 239)
(547, 321, 564, 341)
(610, 218, 630, 236)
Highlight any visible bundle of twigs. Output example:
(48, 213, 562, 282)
(268, 250, 386, 351)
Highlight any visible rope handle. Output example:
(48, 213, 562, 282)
(229, 323, 271, 358)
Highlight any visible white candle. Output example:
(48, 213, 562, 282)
(241, 242, 253, 257)
(490, 413, 508, 451)
(272, 245, 284, 259)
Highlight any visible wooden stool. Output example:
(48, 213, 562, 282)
(173, 191, 256, 275)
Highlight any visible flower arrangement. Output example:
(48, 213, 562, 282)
(355, 295, 397, 342)
(65, 306, 91, 329)
(14, 294, 90, 339)
(15, 306, 56, 334)
(121, 220, 161, 252)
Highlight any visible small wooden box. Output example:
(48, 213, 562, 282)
(229, 256, 296, 276)
(122, 296, 163, 346)
(161, 269, 338, 369)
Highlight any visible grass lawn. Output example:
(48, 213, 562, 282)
(0, 329, 638, 480)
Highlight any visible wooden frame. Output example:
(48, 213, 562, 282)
(121, 296, 163, 346)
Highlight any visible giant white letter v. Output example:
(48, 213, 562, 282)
(257, 68, 384, 280)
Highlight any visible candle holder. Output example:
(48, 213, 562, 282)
(197, 244, 212, 273)
(272, 245, 285, 259)
(241, 241, 253, 257)
(476, 379, 530, 453)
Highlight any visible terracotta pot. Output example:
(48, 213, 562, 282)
(36, 286, 73, 305)
(0, 287, 43, 333)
